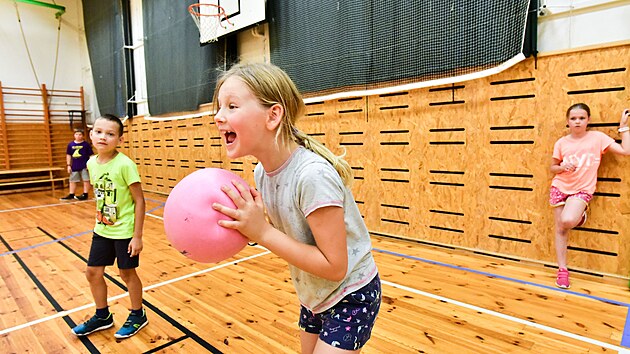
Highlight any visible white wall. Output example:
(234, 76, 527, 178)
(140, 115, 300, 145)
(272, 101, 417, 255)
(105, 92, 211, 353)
(237, 24, 269, 64)
(0, 0, 97, 121)
(537, 0, 630, 53)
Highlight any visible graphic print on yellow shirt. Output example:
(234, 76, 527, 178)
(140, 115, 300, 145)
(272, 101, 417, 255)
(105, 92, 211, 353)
(94, 173, 118, 225)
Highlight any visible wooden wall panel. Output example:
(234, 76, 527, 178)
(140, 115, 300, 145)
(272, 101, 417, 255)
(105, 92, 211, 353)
(419, 85, 478, 248)
(125, 114, 234, 194)
(474, 64, 545, 261)
(367, 94, 418, 238)
(2, 123, 72, 170)
(332, 97, 372, 224)
(125, 44, 630, 277)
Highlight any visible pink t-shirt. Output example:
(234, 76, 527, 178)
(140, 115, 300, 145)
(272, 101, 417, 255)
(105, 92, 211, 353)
(551, 130, 615, 194)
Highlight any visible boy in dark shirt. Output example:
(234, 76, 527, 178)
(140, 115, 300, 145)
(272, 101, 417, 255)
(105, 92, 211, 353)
(60, 128, 93, 201)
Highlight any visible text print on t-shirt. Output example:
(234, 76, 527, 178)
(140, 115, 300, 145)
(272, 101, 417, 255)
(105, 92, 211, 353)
(564, 153, 599, 170)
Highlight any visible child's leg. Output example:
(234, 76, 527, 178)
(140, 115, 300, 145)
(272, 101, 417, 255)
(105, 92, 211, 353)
(72, 265, 113, 336)
(82, 180, 91, 195)
(69, 181, 77, 195)
(553, 206, 569, 269)
(119, 268, 143, 310)
(115, 260, 147, 338)
(300, 331, 319, 354)
(553, 198, 587, 269)
(559, 198, 587, 230)
(85, 266, 108, 308)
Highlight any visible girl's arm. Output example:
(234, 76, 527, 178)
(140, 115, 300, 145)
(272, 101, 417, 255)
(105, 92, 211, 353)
(257, 206, 348, 281)
(606, 109, 630, 156)
(214, 182, 348, 281)
(550, 157, 574, 174)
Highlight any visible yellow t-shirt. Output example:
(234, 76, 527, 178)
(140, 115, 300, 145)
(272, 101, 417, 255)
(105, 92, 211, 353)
(87, 152, 141, 239)
(551, 131, 614, 195)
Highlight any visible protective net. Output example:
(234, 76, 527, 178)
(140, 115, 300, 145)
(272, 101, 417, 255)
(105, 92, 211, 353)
(269, 1, 535, 101)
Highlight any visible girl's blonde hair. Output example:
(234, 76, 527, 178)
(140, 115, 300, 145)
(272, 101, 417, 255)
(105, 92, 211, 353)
(213, 62, 353, 185)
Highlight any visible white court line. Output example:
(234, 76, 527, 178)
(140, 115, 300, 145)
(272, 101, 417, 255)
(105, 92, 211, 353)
(382, 280, 629, 353)
(0, 200, 88, 213)
(0, 250, 269, 336)
(0, 198, 164, 214)
(146, 213, 163, 220)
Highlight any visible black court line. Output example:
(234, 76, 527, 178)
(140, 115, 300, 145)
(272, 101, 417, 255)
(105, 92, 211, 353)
(144, 335, 188, 353)
(0, 234, 99, 353)
(37, 227, 222, 353)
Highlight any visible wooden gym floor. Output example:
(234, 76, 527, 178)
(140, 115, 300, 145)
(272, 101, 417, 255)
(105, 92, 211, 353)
(1, 190, 629, 353)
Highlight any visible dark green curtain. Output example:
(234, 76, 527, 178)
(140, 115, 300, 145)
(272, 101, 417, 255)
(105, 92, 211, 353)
(143, 0, 220, 116)
(82, 0, 127, 117)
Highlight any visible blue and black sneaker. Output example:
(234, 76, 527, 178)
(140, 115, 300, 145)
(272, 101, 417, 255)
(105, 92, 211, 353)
(114, 309, 148, 339)
(72, 313, 114, 336)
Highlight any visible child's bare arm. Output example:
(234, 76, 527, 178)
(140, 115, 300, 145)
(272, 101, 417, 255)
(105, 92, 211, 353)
(128, 182, 145, 256)
(605, 109, 630, 156)
(245, 206, 348, 282)
(550, 157, 574, 174)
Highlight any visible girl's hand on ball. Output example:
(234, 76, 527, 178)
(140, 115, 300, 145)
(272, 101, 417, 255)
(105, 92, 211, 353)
(213, 180, 270, 243)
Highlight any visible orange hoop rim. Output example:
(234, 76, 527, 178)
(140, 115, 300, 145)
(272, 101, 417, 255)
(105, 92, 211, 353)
(188, 3, 233, 25)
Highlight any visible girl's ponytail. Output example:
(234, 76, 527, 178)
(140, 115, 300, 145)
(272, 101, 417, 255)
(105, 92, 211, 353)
(293, 128, 353, 186)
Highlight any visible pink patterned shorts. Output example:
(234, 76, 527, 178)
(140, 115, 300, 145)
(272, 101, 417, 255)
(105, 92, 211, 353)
(549, 186, 592, 207)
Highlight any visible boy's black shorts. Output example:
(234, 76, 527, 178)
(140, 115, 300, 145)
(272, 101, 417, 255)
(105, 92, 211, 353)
(87, 232, 139, 269)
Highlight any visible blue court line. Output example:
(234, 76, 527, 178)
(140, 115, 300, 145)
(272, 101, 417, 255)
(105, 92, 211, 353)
(0, 230, 92, 257)
(373, 247, 630, 349)
(146, 198, 165, 205)
(373, 247, 630, 307)
(623, 308, 630, 347)
(146, 201, 165, 214)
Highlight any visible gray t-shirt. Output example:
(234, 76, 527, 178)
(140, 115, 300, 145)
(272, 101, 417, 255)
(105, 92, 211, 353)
(254, 146, 378, 313)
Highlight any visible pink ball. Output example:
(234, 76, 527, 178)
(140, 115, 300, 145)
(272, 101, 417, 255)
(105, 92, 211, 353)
(164, 168, 249, 263)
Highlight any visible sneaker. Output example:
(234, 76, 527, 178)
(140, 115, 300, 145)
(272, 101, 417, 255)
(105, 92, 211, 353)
(75, 193, 88, 201)
(60, 194, 75, 201)
(575, 211, 587, 228)
(114, 309, 148, 339)
(555, 268, 570, 289)
(72, 313, 114, 336)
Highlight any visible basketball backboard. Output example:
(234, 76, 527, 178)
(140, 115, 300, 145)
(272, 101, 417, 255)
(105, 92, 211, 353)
(193, 0, 266, 44)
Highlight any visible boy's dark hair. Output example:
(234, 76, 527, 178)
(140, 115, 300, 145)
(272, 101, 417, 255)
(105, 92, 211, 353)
(98, 114, 124, 136)
(74, 128, 84, 134)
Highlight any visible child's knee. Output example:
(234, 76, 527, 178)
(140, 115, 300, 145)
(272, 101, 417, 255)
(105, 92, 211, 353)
(559, 215, 579, 229)
(119, 268, 138, 283)
(85, 267, 104, 282)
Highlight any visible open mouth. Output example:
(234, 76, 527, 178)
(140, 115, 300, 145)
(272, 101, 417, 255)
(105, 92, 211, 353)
(224, 131, 237, 145)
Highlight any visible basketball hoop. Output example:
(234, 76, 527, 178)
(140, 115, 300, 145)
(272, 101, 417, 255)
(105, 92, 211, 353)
(188, 3, 232, 43)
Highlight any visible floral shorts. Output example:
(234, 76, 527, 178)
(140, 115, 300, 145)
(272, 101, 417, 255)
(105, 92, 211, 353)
(549, 186, 592, 207)
(298, 274, 381, 351)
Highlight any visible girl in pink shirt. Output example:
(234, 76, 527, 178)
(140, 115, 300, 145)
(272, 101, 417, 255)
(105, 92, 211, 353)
(550, 103, 630, 289)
